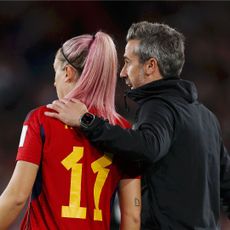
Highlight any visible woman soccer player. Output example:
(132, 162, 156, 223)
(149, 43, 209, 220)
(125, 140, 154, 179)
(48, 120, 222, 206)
(0, 31, 141, 230)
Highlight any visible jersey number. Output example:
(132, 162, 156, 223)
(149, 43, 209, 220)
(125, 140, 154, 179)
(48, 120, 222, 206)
(61, 146, 112, 221)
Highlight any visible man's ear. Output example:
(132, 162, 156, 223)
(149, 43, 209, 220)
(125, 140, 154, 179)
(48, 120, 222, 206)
(65, 65, 78, 83)
(145, 58, 157, 75)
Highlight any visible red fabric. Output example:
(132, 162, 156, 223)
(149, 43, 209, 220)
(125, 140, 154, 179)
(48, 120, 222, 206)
(17, 106, 135, 230)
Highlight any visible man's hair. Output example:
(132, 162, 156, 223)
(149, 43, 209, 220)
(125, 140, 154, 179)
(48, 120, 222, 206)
(126, 21, 185, 78)
(56, 32, 121, 125)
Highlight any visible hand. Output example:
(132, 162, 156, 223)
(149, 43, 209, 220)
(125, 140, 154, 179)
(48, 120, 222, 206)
(44, 98, 88, 127)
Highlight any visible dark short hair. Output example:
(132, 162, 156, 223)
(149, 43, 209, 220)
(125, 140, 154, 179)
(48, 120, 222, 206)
(127, 21, 185, 78)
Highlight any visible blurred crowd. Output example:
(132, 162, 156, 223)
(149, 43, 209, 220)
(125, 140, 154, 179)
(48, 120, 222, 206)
(0, 1, 229, 229)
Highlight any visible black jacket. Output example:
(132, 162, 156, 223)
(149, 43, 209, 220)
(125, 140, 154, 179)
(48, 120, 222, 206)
(82, 78, 230, 230)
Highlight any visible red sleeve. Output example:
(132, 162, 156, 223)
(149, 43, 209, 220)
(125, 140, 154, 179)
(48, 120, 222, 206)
(16, 108, 43, 165)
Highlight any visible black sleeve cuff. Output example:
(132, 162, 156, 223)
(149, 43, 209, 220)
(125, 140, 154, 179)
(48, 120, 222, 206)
(80, 116, 106, 137)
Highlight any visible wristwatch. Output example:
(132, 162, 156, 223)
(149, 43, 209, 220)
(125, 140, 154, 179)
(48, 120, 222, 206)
(80, 112, 95, 128)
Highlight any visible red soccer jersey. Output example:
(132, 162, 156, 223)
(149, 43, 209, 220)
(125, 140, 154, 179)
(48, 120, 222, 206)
(16, 106, 134, 230)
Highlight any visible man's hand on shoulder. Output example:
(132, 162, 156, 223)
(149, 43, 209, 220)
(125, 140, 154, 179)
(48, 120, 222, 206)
(44, 98, 88, 127)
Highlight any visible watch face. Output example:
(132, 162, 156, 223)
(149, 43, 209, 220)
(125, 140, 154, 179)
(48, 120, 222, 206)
(81, 112, 95, 127)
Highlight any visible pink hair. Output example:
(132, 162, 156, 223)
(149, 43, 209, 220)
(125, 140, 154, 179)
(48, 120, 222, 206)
(59, 32, 121, 125)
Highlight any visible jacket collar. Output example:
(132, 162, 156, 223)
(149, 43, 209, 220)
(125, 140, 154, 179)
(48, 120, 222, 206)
(126, 77, 198, 104)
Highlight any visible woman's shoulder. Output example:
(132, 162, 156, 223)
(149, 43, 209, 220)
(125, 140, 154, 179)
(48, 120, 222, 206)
(23, 105, 52, 122)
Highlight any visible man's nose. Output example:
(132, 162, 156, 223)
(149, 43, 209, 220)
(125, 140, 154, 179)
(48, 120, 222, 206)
(120, 66, 127, 78)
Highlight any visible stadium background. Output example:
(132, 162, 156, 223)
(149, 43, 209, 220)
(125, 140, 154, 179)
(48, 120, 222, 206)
(0, 1, 229, 229)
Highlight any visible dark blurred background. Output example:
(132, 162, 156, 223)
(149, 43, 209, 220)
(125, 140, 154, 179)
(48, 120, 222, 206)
(0, 1, 230, 229)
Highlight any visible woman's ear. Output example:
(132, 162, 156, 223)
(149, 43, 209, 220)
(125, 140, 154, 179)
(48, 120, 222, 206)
(65, 65, 79, 83)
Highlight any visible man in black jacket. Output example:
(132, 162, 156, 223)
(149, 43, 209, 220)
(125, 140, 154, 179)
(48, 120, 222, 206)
(45, 21, 230, 229)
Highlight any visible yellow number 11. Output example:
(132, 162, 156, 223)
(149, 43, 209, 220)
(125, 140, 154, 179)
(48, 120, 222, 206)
(61, 146, 112, 221)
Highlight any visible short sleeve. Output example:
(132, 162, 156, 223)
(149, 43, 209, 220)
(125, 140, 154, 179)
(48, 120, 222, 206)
(16, 109, 43, 165)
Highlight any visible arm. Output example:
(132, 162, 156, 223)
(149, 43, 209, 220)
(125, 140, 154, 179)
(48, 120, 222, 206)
(45, 99, 174, 163)
(119, 178, 141, 230)
(0, 161, 38, 229)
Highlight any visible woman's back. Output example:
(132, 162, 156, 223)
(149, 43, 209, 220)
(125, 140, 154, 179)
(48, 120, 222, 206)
(18, 106, 130, 230)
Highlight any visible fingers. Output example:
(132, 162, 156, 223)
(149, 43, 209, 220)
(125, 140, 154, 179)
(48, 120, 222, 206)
(60, 98, 70, 104)
(60, 98, 80, 104)
(44, 98, 86, 126)
(70, 98, 81, 103)
(53, 100, 66, 108)
(47, 100, 65, 111)
(44, 111, 59, 119)
(60, 98, 77, 108)
(48, 98, 81, 110)
(46, 103, 59, 112)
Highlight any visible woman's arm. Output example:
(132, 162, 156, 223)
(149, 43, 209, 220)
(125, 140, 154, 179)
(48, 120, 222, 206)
(0, 161, 38, 229)
(119, 178, 141, 230)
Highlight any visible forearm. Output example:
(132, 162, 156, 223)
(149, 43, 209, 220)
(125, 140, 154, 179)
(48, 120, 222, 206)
(120, 213, 140, 230)
(0, 161, 38, 229)
(119, 178, 141, 230)
(81, 117, 168, 162)
(0, 191, 27, 229)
